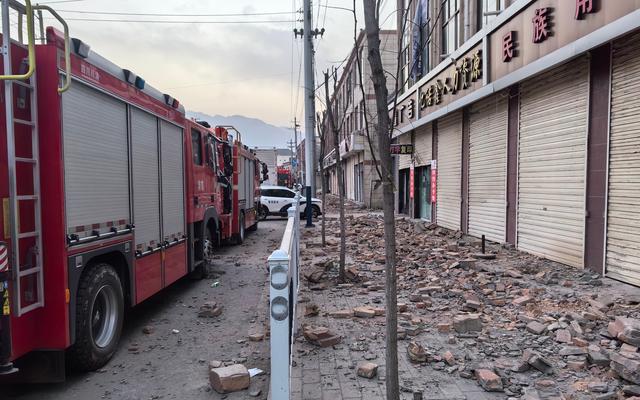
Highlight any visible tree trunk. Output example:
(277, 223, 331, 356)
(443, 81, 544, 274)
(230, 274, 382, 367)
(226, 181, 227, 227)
(318, 118, 327, 248)
(324, 72, 347, 282)
(362, 1, 399, 399)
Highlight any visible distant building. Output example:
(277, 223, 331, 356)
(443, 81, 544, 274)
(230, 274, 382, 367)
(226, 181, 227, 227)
(253, 147, 292, 186)
(321, 29, 397, 208)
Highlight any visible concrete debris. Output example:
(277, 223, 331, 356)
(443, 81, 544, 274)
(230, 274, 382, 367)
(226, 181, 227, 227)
(209, 364, 250, 394)
(452, 314, 482, 333)
(292, 199, 640, 399)
(356, 362, 378, 379)
(198, 302, 223, 318)
(475, 369, 503, 392)
(302, 325, 341, 348)
(407, 341, 427, 363)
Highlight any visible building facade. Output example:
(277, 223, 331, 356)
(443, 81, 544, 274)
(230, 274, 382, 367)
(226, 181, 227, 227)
(392, 0, 640, 284)
(322, 30, 397, 209)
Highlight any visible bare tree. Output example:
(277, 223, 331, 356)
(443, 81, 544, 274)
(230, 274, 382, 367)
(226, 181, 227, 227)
(316, 112, 327, 247)
(323, 71, 348, 282)
(360, 0, 408, 398)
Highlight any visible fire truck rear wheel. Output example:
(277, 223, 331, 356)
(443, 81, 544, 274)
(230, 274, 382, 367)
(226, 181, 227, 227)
(236, 213, 245, 245)
(68, 263, 124, 371)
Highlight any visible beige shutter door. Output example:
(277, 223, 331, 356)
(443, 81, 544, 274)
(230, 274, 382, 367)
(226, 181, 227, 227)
(437, 112, 462, 231)
(469, 94, 508, 243)
(606, 32, 640, 285)
(517, 57, 589, 268)
(414, 123, 433, 167)
(397, 133, 412, 170)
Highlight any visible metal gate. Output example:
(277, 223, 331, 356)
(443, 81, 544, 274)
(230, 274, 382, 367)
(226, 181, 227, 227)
(436, 112, 462, 231)
(468, 94, 508, 243)
(397, 133, 412, 170)
(414, 123, 432, 167)
(606, 32, 640, 285)
(517, 57, 589, 268)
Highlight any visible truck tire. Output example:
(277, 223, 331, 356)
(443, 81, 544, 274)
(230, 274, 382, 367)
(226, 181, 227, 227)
(68, 263, 124, 371)
(259, 205, 269, 221)
(236, 213, 245, 245)
(311, 205, 321, 219)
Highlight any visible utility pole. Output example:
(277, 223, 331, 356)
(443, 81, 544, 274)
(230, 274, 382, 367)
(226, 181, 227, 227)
(294, 1, 324, 227)
(292, 118, 301, 186)
(287, 139, 296, 186)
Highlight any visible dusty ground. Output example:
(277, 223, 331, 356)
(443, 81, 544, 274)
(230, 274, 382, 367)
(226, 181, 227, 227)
(2, 219, 286, 400)
(292, 196, 640, 400)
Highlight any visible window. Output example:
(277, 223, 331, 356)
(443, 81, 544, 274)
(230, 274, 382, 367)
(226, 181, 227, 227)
(479, 0, 503, 28)
(205, 134, 217, 168)
(275, 189, 296, 198)
(442, 0, 460, 56)
(191, 129, 202, 165)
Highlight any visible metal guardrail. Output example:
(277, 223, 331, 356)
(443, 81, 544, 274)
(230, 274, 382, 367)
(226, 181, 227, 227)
(268, 195, 301, 400)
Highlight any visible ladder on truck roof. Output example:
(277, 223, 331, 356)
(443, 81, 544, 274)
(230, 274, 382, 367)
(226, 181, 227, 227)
(0, 0, 68, 319)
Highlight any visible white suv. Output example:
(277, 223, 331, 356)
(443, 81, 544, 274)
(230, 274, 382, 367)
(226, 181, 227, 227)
(259, 185, 322, 220)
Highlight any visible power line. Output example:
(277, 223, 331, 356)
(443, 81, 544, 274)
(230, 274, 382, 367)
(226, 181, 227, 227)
(165, 73, 290, 90)
(47, 17, 296, 24)
(54, 9, 296, 17)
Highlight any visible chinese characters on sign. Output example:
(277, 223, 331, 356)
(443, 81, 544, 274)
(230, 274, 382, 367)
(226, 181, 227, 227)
(390, 143, 414, 155)
(575, 0, 594, 19)
(430, 168, 437, 204)
(409, 166, 415, 200)
(419, 50, 482, 112)
(532, 8, 550, 43)
(394, 99, 416, 126)
(503, 31, 516, 62)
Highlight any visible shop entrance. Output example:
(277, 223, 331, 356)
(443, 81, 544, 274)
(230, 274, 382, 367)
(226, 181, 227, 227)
(398, 168, 410, 215)
(415, 166, 431, 221)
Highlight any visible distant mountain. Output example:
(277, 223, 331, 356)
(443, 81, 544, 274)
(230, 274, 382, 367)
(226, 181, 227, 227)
(187, 112, 293, 148)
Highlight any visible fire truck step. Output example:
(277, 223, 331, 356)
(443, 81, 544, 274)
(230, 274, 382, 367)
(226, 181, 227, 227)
(15, 157, 37, 164)
(13, 118, 35, 126)
(17, 231, 39, 239)
(16, 195, 38, 201)
(11, 80, 33, 90)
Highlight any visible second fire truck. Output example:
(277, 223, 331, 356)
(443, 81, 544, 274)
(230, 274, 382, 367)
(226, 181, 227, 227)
(0, 1, 262, 380)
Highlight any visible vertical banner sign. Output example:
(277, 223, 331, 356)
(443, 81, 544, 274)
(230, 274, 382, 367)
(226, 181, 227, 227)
(430, 170, 437, 203)
(409, 165, 415, 199)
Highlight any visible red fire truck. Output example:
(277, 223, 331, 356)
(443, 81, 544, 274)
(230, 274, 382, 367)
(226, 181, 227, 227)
(0, 1, 261, 380)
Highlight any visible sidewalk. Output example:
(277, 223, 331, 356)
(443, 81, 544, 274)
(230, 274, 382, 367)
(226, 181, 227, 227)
(291, 205, 640, 400)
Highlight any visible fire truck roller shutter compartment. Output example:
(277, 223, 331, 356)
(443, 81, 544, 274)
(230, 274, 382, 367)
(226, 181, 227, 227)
(62, 82, 130, 238)
(238, 156, 246, 207)
(131, 108, 161, 252)
(160, 121, 186, 286)
(160, 121, 185, 243)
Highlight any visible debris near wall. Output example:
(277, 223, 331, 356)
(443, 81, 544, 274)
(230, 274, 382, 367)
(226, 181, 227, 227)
(293, 201, 640, 399)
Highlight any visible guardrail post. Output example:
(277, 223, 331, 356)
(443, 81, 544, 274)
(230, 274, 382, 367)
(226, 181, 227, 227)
(268, 248, 290, 399)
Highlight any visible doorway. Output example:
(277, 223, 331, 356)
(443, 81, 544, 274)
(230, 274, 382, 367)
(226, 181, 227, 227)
(415, 166, 431, 221)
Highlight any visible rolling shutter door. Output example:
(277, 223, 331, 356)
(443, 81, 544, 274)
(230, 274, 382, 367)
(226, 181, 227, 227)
(436, 112, 462, 231)
(414, 123, 432, 167)
(468, 95, 508, 243)
(398, 133, 412, 170)
(517, 57, 588, 268)
(131, 108, 160, 250)
(606, 33, 640, 285)
(160, 121, 185, 241)
(62, 82, 129, 237)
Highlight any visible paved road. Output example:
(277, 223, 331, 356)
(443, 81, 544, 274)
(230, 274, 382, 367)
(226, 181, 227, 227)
(3, 219, 286, 400)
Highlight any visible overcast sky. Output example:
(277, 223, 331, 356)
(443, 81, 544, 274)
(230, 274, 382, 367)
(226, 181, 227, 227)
(41, 0, 397, 131)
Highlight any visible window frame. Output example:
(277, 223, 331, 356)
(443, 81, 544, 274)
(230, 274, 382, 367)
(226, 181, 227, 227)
(191, 128, 203, 166)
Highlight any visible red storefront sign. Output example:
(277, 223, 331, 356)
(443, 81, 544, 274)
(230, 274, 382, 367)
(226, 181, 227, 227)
(430, 169, 437, 203)
(409, 166, 415, 199)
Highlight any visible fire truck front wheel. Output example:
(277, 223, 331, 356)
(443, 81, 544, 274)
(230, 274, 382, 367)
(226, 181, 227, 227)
(68, 263, 124, 371)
